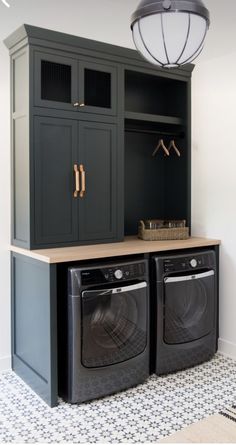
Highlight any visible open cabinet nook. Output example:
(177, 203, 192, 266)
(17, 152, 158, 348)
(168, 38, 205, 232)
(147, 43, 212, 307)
(124, 68, 190, 236)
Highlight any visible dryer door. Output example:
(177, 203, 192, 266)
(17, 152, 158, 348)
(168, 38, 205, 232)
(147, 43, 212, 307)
(164, 270, 215, 344)
(81, 282, 148, 368)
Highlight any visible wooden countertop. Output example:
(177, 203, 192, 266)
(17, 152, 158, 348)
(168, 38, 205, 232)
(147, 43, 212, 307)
(10, 236, 221, 264)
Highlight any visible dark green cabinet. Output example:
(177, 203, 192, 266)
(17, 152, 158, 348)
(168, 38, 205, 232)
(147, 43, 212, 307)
(33, 116, 118, 247)
(34, 116, 78, 245)
(5, 24, 193, 250)
(78, 121, 117, 241)
(34, 51, 117, 116)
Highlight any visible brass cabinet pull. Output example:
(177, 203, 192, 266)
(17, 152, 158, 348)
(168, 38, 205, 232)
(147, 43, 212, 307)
(73, 164, 80, 198)
(73, 102, 86, 108)
(79, 164, 86, 198)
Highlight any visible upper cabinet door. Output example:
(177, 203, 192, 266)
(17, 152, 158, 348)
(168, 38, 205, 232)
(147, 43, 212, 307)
(78, 60, 117, 116)
(78, 121, 118, 242)
(34, 53, 117, 116)
(34, 52, 78, 111)
(34, 116, 78, 246)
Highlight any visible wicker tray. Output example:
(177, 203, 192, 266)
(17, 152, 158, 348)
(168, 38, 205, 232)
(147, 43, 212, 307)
(138, 220, 189, 241)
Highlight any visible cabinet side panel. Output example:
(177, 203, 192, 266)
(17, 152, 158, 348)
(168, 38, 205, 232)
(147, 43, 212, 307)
(13, 117, 29, 242)
(13, 51, 28, 114)
(12, 49, 30, 247)
(11, 253, 58, 407)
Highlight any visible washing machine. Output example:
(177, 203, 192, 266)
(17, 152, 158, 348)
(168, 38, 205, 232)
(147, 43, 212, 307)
(152, 250, 218, 375)
(58, 259, 149, 403)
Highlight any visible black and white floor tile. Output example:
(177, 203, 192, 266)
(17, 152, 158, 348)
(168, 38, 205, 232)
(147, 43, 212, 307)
(0, 354, 236, 443)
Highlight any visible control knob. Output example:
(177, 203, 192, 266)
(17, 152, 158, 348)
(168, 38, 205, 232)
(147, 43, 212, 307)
(190, 258, 197, 268)
(114, 269, 123, 280)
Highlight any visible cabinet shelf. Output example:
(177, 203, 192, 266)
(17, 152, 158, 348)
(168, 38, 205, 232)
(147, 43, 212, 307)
(124, 111, 184, 126)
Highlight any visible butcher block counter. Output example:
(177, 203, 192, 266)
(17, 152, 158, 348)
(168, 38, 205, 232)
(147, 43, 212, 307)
(10, 236, 221, 263)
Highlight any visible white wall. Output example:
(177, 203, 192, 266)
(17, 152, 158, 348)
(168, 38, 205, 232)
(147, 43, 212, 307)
(0, 0, 138, 372)
(1, 0, 236, 370)
(192, 53, 236, 359)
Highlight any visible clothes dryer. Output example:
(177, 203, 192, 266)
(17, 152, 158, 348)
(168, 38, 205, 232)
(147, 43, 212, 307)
(59, 259, 149, 403)
(152, 250, 217, 374)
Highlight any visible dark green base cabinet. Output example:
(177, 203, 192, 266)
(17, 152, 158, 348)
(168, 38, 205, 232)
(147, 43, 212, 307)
(11, 253, 58, 407)
(5, 25, 193, 250)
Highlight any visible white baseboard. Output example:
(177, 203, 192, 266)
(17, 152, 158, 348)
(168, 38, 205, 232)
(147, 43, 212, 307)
(218, 338, 236, 360)
(0, 355, 11, 372)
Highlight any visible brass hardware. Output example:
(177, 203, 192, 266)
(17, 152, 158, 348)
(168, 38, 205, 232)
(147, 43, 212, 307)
(79, 103, 85, 107)
(73, 102, 79, 107)
(79, 164, 86, 198)
(73, 164, 80, 198)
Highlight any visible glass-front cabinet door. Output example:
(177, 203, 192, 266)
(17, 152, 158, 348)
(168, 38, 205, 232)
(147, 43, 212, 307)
(78, 60, 117, 116)
(34, 52, 117, 115)
(34, 52, 78, 111)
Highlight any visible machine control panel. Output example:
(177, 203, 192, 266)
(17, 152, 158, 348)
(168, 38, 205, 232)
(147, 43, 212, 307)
(163, 255, 205, 273)
(81, 262, 146, 285)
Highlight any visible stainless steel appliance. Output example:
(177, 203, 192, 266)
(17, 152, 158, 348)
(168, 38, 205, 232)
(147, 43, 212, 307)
(59, 259, 149, 403)
(152, 250, 217, 374)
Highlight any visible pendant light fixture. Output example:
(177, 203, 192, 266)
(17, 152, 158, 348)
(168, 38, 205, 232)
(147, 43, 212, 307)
(131, 0, 210, 68)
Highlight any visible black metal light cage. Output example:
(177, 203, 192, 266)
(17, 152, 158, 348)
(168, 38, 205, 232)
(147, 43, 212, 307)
(131, 0, 210, 27)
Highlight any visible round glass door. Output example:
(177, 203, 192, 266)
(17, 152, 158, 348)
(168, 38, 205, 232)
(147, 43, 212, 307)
(81, 283, 147, 368)
(164, 271, 215, 344)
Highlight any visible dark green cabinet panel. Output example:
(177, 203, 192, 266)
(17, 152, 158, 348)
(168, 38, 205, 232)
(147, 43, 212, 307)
(34, 117, 119, 246)
(11, 253, 57, 407)
(34, 116, 78, 245)
(78, 121, 117, 241)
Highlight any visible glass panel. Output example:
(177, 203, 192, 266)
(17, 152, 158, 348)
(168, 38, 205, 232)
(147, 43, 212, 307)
(84, 69, 111, 109)
(164, 275, 215, 344)
(81, 287, 147, 368)
(41, 60, 71, 103)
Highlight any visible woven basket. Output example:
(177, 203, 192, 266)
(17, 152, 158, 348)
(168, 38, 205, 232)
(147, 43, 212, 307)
(138, 220, 189, 241)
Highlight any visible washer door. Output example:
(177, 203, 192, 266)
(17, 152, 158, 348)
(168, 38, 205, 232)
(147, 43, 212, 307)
(81, 282, 148, 368)
(164, 270, 215, 344)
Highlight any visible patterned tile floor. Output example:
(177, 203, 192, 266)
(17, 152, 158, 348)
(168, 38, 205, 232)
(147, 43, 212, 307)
(0, 354, 236, 443)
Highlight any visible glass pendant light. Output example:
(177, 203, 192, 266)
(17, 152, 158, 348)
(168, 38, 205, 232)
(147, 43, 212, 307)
(131, 0, 210, 68)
